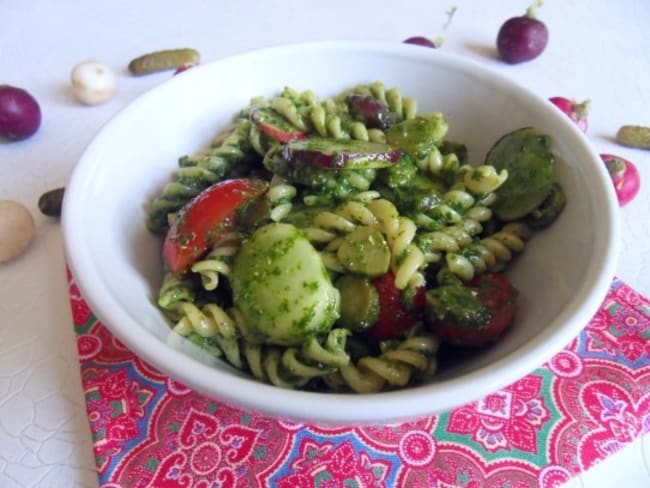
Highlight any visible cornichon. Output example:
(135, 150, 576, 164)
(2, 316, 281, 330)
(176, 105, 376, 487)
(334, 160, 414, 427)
(487, 127, 556, 221)
(128, 48, 200, 75)
(335, 275, 379, 332)
(616, 125, 650, 150)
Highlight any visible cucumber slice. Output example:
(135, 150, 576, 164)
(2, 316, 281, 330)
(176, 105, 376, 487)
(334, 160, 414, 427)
(230, 222, 340, 346)
(336, 275, 380, 332)
(337, 226, 390, 277)
(386, 115, 448, 158)
(486, 127, 555, 221)
(525, 182, 566, 229)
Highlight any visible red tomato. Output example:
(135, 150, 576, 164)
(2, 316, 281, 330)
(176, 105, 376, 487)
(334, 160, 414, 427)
(365, 271, 425, 341)
(163, 178, 268, 273)
(428, 273, 518, 347)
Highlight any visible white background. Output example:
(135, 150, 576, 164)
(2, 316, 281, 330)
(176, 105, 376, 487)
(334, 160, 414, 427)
(1, 0, 649, 486)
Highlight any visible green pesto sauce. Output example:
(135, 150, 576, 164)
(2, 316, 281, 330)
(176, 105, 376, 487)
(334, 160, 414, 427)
(386, 117, 439, 158)
(425, 284, 491, 329)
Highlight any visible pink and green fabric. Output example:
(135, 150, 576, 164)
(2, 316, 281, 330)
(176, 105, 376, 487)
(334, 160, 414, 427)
(68, 269, 650, 488)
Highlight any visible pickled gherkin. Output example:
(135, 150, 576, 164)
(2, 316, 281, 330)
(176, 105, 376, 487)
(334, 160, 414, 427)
(616, 125, 650, 150)
(128, 48, 200, 75)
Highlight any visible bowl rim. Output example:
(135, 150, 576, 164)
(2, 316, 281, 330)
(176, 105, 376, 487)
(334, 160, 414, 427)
(62, 40, 620, 424)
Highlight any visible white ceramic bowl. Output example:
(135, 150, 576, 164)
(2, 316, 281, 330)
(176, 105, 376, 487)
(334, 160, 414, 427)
(62, 41, 619, 425)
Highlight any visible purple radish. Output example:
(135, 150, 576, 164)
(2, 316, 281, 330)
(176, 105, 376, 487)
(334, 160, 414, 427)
(497, 1, 549, 64)
(601, 153, 640, 206)
(403, 6, 457, 48)
(403, 36, 440, 48)
(0, 85, 41, 141)
(549, 97, 591, 133)
(345, 94, 394, 130)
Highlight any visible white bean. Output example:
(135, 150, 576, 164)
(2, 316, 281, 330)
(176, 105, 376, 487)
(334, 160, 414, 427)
(0, 200, 34, 262)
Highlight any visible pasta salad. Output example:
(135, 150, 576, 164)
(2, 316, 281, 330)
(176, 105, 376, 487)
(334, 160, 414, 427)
(146, 81, 565, 393)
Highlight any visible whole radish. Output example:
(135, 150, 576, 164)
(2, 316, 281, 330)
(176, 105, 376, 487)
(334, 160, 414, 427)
(497, 0, 549, 64)
(0, 85, 41, 140)
(549, 97, 591, 133)
(601, 153, 640, 206)
(403, 36, 441, 48)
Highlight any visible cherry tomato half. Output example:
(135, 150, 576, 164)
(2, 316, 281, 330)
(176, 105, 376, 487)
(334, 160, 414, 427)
(426, 272, 518, 347)
(162, 178, 268, 273)
(365, 271, 425, 341)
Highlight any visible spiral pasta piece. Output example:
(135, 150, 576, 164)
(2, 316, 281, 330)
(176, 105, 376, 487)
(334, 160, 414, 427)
(343, 81, 418, 122)
(302, 171, 377, 207)
(253, 87, 390, 143)
(190, 232, 243, 291)
(301, 198, 427, 289)
(335, 333, 440, 393)
(147, 118, 252, 232)
(461, 165, 508, 194)
(266, 177, 297, 222)
(444, 222, 533, 281)
(245, 328, 353, 388)
(172, 302, 243, 368)
(391, 217, 425, 290)
(416, 218, 484, 264)
(157, 272, 195, 321)
(171, 299, 354, 389)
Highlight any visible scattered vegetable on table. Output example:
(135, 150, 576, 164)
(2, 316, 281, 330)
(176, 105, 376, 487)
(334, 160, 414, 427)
(0, 200, 34, 263)
(0, 85, 41, 141)
(601, 153, 640, 206)
(173, 63, 196, 75)
(616, 125, 650, 150)
(70, 61, 117, 106)
(496, 0, 548, 64)
(403, 6, 457, 48)
(128, 48, 200, 76)
(549, 96, 590, 133)
(38, 187, 65, 218)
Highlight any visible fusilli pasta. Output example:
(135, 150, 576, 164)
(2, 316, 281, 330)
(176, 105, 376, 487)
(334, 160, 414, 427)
(149, 80, 565, 394)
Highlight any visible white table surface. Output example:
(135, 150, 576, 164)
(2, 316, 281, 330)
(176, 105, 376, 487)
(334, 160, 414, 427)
(1, 0, 649, 486)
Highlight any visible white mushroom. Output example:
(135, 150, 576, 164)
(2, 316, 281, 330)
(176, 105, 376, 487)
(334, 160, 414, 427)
(70, 60, 117, 105)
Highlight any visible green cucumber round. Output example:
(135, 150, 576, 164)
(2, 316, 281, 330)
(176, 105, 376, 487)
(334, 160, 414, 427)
(336, 275, 380, 332)
(337, 226, 390, 277)
(487, 127, 556, 221)
(230, 222, 340, 346)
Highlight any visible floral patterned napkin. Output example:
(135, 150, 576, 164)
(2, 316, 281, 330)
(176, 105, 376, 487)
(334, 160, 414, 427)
(68, 268, 650, 488)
